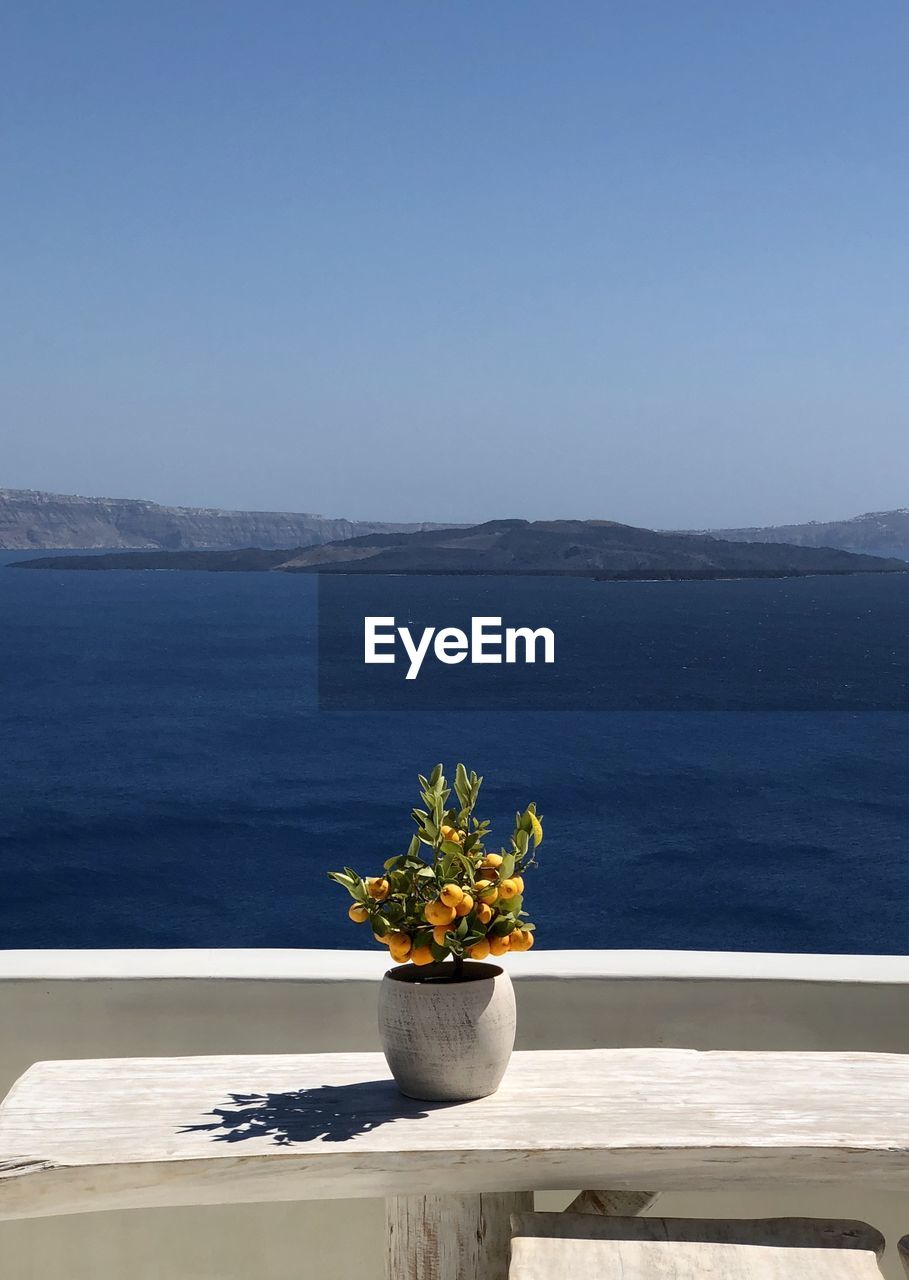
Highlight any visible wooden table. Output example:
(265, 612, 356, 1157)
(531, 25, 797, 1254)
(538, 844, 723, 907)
(2, 1049, 909, 1278)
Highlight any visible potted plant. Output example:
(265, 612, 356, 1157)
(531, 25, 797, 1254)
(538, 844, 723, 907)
(329, 763, 542, 1101)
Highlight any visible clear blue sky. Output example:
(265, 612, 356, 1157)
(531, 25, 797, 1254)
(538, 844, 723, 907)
(3, 1, 908, 527)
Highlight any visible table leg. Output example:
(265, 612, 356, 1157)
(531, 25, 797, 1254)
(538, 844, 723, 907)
(386, 1191, 534, 1280)
(564, 1189, 658, 1215)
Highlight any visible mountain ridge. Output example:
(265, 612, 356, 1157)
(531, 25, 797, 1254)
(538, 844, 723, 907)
(6, 487, 909, 566)
(0, 488, 452, 550)
(705, 509, 909, 561)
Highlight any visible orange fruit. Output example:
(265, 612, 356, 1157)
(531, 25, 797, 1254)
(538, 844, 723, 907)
(424, 899, 456, 927)
(348, 903, 369, 923)
(388, 933, 412, 962)
(489, 934, 511, 957)
(411, 944, 435, 966)
(512, 876, 525, 894)
(366, 877, 390, 901)
(439, 883, 464, 908)
(374, 933, 393, 946)
(498, 878, 519, 900)
(431, 925, 451, 946)
(510, 929, 531, 951)
(440, 825, 462, 844)
(454, 892, 474, 917)
(480, 853, 503, 870)
(467, 938, 491, 960)
(476, 880, 498, 905)
(475, 902, 494, 925)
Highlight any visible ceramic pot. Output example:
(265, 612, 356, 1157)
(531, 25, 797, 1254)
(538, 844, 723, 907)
(377, 961, 516, 1101)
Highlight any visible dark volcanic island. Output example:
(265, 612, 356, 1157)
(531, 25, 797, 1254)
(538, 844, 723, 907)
(11, 519, 908, 579)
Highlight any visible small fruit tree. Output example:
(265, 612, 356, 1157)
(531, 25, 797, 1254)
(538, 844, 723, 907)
(329, 763, 541, 970)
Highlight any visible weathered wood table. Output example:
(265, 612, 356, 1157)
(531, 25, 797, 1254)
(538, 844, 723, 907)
(2, 1049, 909, 1279)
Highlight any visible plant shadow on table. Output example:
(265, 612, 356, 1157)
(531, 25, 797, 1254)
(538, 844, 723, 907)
(180, 1080, 448, 1145)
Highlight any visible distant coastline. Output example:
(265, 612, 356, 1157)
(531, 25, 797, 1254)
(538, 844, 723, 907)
(15, 559, 907, 583)
(0, 488, 454, 552)
(5, 488, 909, 563)
(11, 516, 908, 581)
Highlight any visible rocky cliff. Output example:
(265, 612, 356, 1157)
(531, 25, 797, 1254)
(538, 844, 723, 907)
(0, 489, 449, 550)
(708, 509, 909, 562)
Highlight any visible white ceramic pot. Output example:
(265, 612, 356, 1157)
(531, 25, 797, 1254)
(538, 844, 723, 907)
(377, 960, 516, 1102)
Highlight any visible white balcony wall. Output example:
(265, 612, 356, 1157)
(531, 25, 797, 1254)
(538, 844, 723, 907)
(1, 949, 907, 1280)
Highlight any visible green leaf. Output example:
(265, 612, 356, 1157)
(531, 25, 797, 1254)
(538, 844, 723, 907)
(499, 853, 516, 879)
(498, 894, 522, 914)
(454, 762, 470, 807)
(456, 851, 476, 876)
(327, 871, 367, 902)
(440, 852, 460, 879)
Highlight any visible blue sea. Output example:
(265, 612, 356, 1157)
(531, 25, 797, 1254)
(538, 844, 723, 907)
(2, 549, 908, 954)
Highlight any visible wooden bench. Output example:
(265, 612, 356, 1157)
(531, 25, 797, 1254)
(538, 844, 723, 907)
(2, 1048, 909, 1280)
(509, 1215, 888, 1280)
